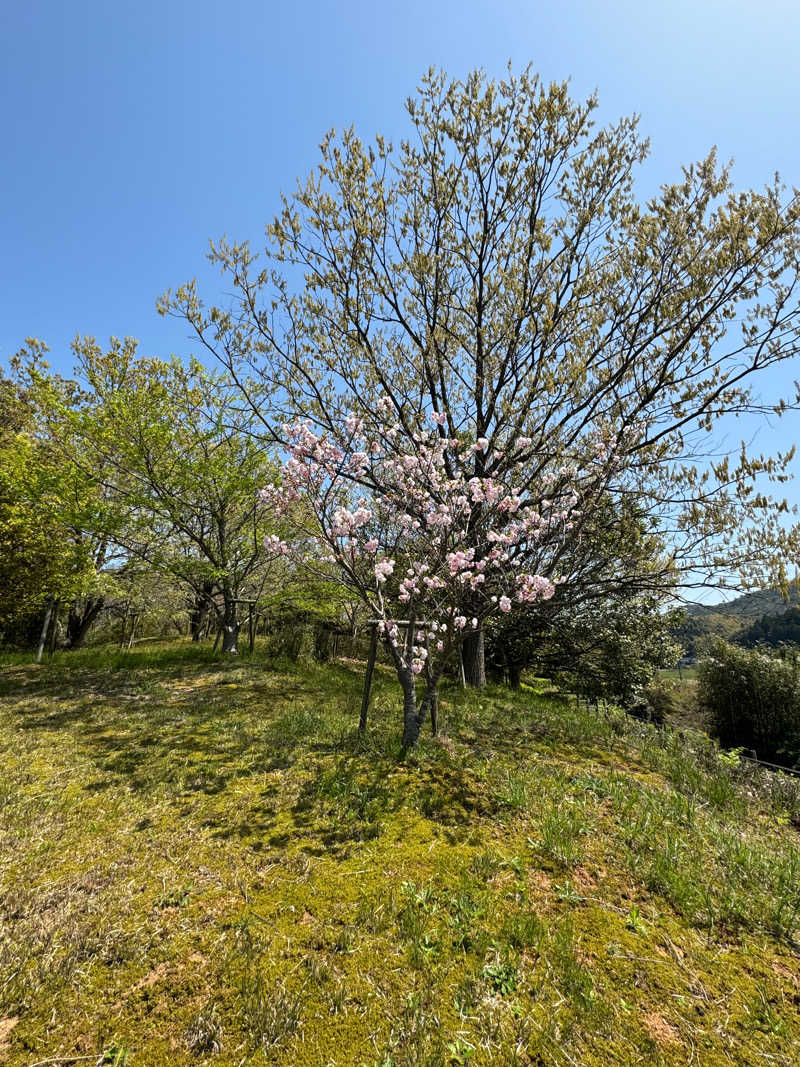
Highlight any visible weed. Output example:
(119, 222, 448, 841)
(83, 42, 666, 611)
(547, 920, 602, 1020)
(184, 1003, 223, 1055)
(482, 955, 519, 996)
(154, 881, 191, 909)
(537, 805, 585, 868)
(555, 881, 583, 905)
(446, 1037, 476, 1063)
(470, 849, 503, 880)
(500, 911, 544, 952)
(240, 978, 303, 1050)
(745, 986, 787, 1036)
(453, 970, 483, 1016)
(625, 906, 645, 934)
(496, 770, 529, 812)
(332, 923, 358, 953)
(98, 1046, 130, 1066)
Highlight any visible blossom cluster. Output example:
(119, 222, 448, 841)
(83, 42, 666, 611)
(259, 408, 615, 679)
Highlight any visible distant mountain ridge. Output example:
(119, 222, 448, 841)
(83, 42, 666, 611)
(675, 583, 800, 652)
(686, 584, 800, 623)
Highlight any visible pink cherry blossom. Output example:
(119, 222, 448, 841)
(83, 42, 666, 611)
(374, 559, 395, 584)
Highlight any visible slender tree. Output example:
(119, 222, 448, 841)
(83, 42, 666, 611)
(0, 355, 117, 644)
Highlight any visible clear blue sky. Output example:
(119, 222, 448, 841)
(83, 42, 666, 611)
(2, 0, 798, 364)
(2, 0, 799, 459)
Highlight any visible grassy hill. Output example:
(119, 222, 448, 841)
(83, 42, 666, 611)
(1, 645, 799, 1066)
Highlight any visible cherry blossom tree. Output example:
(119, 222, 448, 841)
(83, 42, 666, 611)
(161, 66, 800, 687)
(261, 409, 638, 746)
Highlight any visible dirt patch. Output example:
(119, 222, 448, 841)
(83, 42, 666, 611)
(0, 1017, 19, 1063)
(132, 961, 172, 993)
(643, 1011, 681, 1046)
(573, 866, 597, 893)
(772, 960, 800, 987)
(529, 869, 551, 892)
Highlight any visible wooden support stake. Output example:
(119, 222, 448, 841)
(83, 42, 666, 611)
(359, 625, 379, 733)
(35, 596, 54, 664)
(48, 600, 59, 660)
(248, 602, 255, 654)
(459, 646, 466, 688)
(119, 604, 130, 650)
(424, 633, 439, 736)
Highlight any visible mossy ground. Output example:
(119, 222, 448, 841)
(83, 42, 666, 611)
(1, 643, 799, 1066)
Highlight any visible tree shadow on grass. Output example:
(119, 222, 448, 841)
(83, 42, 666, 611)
(0, 643, 299, 705)
(285, 753, 400, 855)
(5, 656, 375, 803)
(3, 652, 532, 859)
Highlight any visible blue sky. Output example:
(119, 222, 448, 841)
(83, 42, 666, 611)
(2, 0, 799, 486)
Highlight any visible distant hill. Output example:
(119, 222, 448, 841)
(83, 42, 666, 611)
(674, 583, 800, 654)
(737, 606, 800, 648)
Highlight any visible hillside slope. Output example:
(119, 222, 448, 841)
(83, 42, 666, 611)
(1, 645, 799, 1066)
(680, 584, 800, 642)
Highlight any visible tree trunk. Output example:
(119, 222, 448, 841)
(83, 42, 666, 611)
(313, 622, 332, 663)
(508, 657, 522, 689)
(48, 600, 60, 659)
(462, 627, 486, 687)
(127, 612, 138, 650)
(190, 582, 215, 642)
(64, 596, 104, 650)
(221, 590, 239, 654)
(401, 671, 420, 748)
(419, 684, 439, 736)
(386, 638, 421, 747)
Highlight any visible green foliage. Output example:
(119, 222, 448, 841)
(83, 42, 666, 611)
(489, 597, 681, 707)
(166, 66, 800, 604)
(481, 957, 519, 996)
(737, 605, 800, 648)
(671, 584, 800, 657)
(628, 680, 679, 725)
(12, 340, 307, 652)
(0, 360, 109, 634)
(697, 639, 800, 765)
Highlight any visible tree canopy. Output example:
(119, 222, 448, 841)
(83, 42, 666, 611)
(154, 66, 800, 736)
(162, 66, 800, 597)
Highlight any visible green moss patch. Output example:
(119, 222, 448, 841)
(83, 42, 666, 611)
(1, 645, 798, 1064)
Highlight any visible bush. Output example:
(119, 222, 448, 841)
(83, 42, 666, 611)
(697, 640, 800, 766)
(264, 616, 313, 661)
(627, 682, 677, 725)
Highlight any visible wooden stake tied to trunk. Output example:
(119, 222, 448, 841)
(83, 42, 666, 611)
(359, 625, 379, 733)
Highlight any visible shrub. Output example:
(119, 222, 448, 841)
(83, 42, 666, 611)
(697, 640, 800, 766)
(628, 681, 679, 725)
